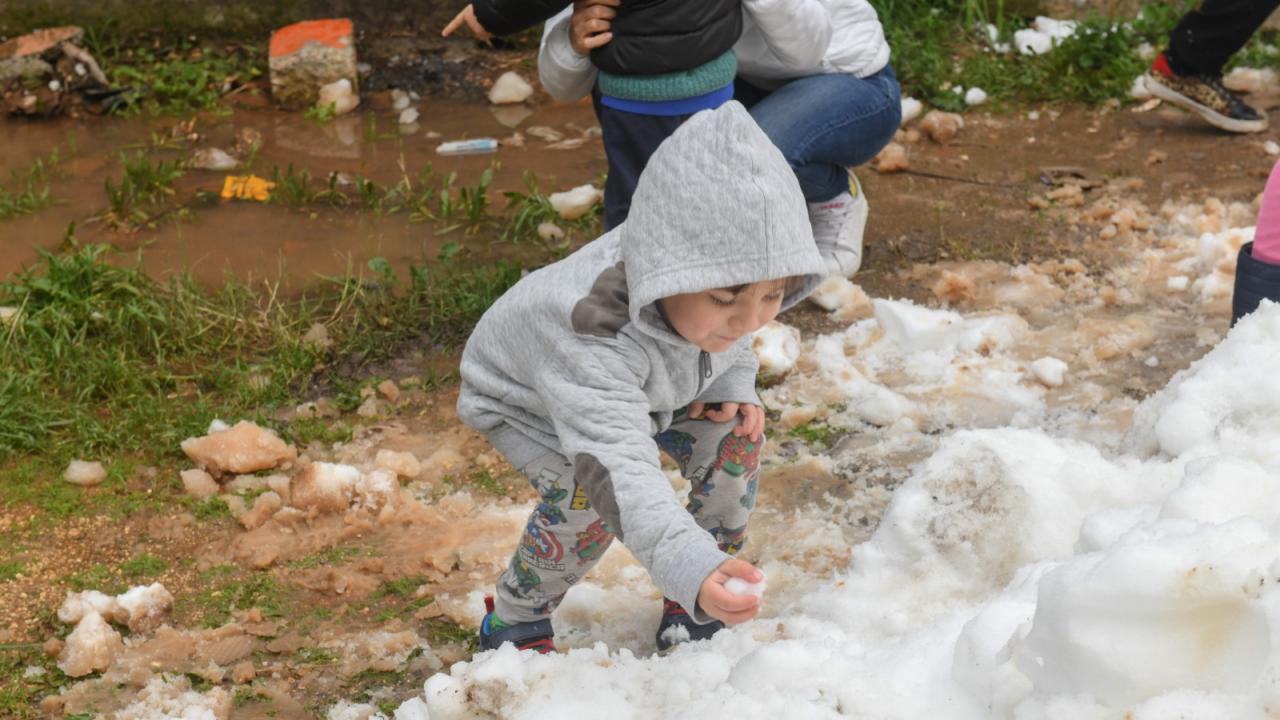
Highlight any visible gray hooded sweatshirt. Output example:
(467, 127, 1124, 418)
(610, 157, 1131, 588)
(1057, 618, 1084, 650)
(457, 101, 826, 621)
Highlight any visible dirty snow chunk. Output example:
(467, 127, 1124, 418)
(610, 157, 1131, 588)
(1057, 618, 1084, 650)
(1015, 16, 1078, 56)
(317, 78, 359, 115)
(549, 184, 602, 220)
(537, 222, 565, 242)
(375, 449, 420, 479)
(919, 110, 963, 143)
(116, 583, 174, 633)
(874, 299, 965, 352)
(182, 421, 298, 476)
(302, 322, 332, 348)
(398, 107, 419, 125)
(22, 665, 44, 678)
(488, 71, 534, 105)
(115, 673, 233, 720)
(394, 697, 430, 720)
(378, 379, 401, 402)
(329, 702, 388, 720)
(752, 321, 801, 377)
(237, 491, 283, 530)
(1267, 140, 1280, 156)
(63, 460, 107, 486)
(964, 87, 988, 106)
(725, 575, 767, 598)
(58, 590, 122, 624)
(1224, 66, 1278, 95)
(1030, 357, 1068, 388)
(0, 306, 19, 323)
(1167, 275, 1190, 292)
(58, 611, 123, 676)
(392, 89, 411, 110)
(1145, 356, 1160, 368)
(658, 623, 691, 648)
(900, 96, 923, 125)
(191, 147, 239, 171)
(1129, 74, 1153, 100)
(291, 462, 361, 512)
(356, 468, 400, 512)
(181, 468, 220, 500)
(873, 142, 908, 173)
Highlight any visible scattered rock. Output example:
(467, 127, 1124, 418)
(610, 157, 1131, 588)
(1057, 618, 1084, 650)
(181, 421, 297, 477)
(181, 468, 220, 500)
(919, 110, 964, 144)
(268, 18, 358, 110)
(191, 147, 239, 171)
(873, 142, 909, 174)
(488, 71, 534, 105)
(377, 379, 401, 402)
(291, 462, 360, 512)
(58, 611, 122, 677)
(317, 78, 359, 115)
(63, 460, 107, 486)
(549, 184, 603, 220)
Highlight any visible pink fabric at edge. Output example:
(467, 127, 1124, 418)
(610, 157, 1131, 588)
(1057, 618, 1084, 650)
(1255, 157, 1280, 265)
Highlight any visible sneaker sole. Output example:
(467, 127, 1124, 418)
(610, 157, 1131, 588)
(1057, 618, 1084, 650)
(1142, 74, 1268, 134)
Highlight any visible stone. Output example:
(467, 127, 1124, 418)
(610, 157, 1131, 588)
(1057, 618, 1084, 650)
(488, 71, 535, 105)
(549, 184, 603, 220)
(290, 462, 360, 512)
(181, 468, 220, 500)
(269, 18, 358, 110)
(63, 460, 107, 486)
(58, 611, 123, 677)
(317, 78, 359, 115)
(181, 421, 298, 477)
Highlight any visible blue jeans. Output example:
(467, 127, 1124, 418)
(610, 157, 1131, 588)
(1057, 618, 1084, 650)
(736, 64, 902, 202)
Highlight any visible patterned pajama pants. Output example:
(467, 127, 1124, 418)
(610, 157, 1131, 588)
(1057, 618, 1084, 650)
(493, 411, 763, 623)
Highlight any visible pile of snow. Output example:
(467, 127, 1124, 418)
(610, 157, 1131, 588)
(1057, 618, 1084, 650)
(400, 303, 1280, 719)
(57, 583, 175, 676)
(114, 674, 232, 720)
(751, 321, 801, 377)
(1015, 17, 1078, 56)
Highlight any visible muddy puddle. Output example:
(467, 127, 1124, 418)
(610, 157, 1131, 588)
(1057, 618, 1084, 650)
(2, 97, 605, 288)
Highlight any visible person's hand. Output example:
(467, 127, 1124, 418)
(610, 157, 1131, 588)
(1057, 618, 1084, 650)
(569, 0, 619, 55)
(697, 558, 763, 625)
(688, 402, 765, 442)
(442, 4, 492, 41)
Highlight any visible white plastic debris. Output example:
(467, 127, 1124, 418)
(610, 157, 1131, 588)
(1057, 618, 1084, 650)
(1029, 357, 1068, 388)
(488, 72, 535, 105)
(549, 185, 603, 220)
(63, 460, 108, 486)
(317, 78, 359, 115)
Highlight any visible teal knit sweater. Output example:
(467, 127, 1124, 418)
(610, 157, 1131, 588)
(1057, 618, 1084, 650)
(597, 51, 737, 102)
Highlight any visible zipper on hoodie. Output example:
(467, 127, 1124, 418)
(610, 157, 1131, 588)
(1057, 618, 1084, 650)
(696, 351, 712, 394)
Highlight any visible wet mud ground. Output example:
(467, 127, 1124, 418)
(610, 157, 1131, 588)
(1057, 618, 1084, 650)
(3, 58, 1280, 717)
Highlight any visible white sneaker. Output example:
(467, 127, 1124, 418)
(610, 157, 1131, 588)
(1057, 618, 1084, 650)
(808, 172, 868, 277)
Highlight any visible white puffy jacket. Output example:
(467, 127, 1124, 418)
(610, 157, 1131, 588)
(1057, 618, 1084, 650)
(538, 0, 891, 101)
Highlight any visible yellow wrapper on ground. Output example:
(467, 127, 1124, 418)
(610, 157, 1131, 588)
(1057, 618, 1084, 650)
(220, 174, 275, 201)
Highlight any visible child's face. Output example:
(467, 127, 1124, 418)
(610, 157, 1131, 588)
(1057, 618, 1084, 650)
(659, 279, 788, 353)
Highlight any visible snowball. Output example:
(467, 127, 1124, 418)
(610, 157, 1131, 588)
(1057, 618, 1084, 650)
(63, 460, 107, 486)
(724, 576, 767, 598)
(964, 87, 988, 106)
(317, 78, 359, 115)
(399, 107, 420, 125)
(488, 72, 535, 105)
(1267, 140, 1280, 157)
(919, 110, 964, 143)
(1166, 275, 1190, 292)
(873, 142, 909, 173)
(116, 583, 174, 633)
(900, 96, 924, 125)
(58, 590, 122, 625)
(549, 185, 602, 220)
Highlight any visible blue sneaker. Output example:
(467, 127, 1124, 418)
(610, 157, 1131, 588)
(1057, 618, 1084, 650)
(478, 596, 555, 653)
(655, 597, 724, 654)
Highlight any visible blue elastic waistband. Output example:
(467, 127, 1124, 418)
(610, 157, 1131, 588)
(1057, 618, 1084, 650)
(599, 83, 734, 117)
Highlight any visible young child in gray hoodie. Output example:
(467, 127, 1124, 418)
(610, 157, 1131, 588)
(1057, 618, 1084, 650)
(457, 101, 826, 654)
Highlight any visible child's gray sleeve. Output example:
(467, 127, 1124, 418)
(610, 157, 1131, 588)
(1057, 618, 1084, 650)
(538, 8, 598, 102)
(537, 338, 730, 623)
(694, 344, 762, 407)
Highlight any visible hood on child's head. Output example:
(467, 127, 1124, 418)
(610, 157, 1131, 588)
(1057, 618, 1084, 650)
(620, 101, 827, 323)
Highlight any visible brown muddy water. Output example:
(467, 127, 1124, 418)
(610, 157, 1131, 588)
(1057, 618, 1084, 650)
(1, 97, 604, 288)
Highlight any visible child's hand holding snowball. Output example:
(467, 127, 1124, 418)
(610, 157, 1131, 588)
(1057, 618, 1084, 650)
(697, 558, 766, 625)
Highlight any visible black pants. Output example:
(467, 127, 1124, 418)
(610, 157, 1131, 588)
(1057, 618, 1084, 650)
(1167, 0, 1280, 76)
(593, 91, 698, 230)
